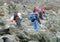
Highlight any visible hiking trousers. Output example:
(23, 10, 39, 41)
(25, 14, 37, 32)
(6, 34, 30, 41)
(39, 12, 43, 20)
(15, 18, 21, 27)
(33, 20, 40, 31)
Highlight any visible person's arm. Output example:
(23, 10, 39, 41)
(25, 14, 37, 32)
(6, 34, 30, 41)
(9, 16, 14, 22)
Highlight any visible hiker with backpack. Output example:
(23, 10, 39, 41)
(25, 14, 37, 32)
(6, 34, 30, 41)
(29, 12, 40, 31)
(38, 7, 45, 20)
(14, 12, 22, 27)
(33, 7, 41, 24)
(9, 12, 22, 27)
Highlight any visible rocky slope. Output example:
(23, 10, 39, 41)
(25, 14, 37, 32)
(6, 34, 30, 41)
(0, 0, 60, 42)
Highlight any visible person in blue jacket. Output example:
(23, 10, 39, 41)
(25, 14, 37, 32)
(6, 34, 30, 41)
(29, 12, 40, 31)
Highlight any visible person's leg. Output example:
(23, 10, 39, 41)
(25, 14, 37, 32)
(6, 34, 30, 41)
(37, 17, 41, 24)
(39, 12, 43, 20)
(17, 19, 21, 27)
(15, 19, 21, 27)
(34, 20, 40, 31)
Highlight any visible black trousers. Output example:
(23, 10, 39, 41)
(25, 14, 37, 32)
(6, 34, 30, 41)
(15, 18, 21, 27)
(39, 12, 43, 20)
(35, 14, 41, 24)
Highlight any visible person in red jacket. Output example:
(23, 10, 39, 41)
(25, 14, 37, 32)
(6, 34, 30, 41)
(38, 7, 45, 20)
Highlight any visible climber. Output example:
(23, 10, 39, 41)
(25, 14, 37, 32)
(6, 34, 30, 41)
(38, 7, 45, 20)
(33, 7, 41, 24)
(9, 12, 22, 27)
(29, 12, 40, 31)
(14, 12, 22, 27)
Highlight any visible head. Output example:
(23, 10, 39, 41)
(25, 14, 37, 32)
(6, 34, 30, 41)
(33, 7, 38, 12)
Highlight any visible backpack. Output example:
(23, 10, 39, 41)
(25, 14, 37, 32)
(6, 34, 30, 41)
(29, 13, 36, 22)
(17, 13, 22, 20)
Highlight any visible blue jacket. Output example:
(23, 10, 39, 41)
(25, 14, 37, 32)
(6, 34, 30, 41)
(29, 12, 36, 22)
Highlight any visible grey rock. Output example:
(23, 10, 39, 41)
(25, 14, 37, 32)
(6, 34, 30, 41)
(6, 39, 14, 42)
(0, 39, 3, 42)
